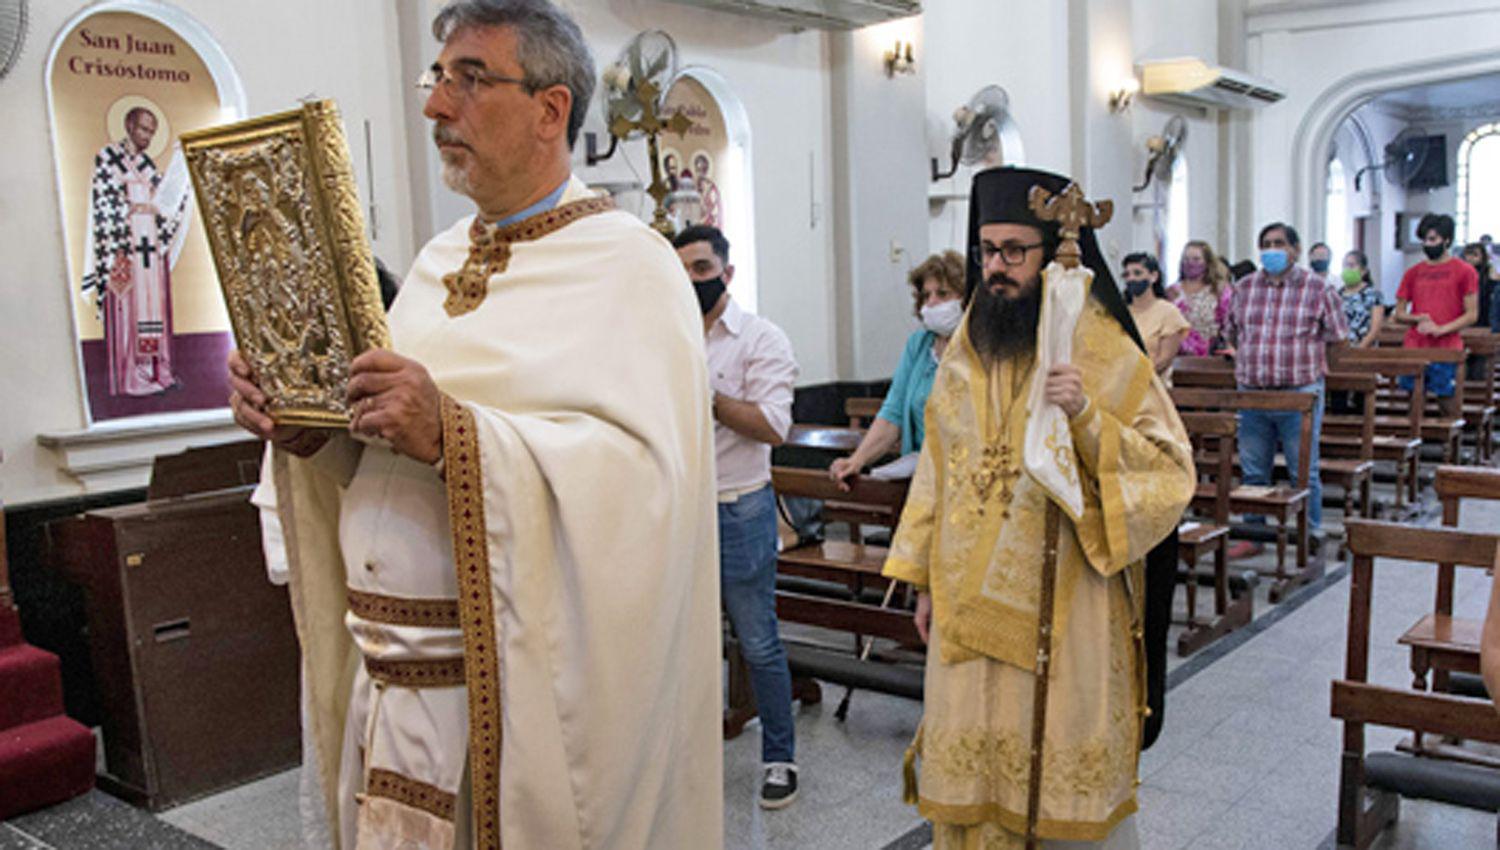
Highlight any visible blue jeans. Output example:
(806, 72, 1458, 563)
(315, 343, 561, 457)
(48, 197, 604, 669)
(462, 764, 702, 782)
(1397, 361, 1457, 398)
(719, 485, 795, 763)
(1238, 380, 1324, 529)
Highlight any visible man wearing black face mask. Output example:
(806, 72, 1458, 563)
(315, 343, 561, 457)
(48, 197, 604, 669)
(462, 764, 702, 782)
(672, 224, 802, 810)
(1394, 213, 1479, 418)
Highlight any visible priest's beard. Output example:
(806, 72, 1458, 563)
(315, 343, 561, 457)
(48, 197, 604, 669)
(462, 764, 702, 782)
(439, 154, 475, 197)
(968, 271, 1043, 364)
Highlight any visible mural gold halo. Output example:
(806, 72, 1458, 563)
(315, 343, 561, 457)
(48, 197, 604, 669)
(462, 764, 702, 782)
(105, 95, 170, 161)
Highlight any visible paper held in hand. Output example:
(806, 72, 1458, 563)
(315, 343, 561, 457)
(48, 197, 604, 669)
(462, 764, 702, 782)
(180, 99, 389, 428)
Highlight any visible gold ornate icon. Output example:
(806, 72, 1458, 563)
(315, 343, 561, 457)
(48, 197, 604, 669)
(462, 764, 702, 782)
(181, 100, 389, 428)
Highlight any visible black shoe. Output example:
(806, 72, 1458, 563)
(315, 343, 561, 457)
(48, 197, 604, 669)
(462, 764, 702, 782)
(760, 762, 798, 810)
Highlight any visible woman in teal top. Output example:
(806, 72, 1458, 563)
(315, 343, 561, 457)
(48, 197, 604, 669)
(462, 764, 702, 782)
(830, 251, 966, 487)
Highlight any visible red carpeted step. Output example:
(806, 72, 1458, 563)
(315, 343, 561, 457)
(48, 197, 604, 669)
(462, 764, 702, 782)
(0, 715, 96, 820)
(0, 605, 20, 648)
(0, 644, 66, 732)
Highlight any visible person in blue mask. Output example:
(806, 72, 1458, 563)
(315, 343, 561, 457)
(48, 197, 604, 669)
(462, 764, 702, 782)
(1223, 222, 1348, 555)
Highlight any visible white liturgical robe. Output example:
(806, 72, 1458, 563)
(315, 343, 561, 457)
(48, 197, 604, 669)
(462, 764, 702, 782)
(272, 177, 723, 850)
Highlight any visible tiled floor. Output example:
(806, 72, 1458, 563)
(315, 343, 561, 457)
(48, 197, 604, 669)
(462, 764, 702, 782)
(5, 477, 1497, 849)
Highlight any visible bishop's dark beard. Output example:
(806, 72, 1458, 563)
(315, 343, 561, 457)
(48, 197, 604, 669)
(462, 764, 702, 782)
(967, 272, 1043, 364)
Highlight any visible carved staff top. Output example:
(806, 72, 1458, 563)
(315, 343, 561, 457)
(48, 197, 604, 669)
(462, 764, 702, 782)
(1027, 183, 1114, 271)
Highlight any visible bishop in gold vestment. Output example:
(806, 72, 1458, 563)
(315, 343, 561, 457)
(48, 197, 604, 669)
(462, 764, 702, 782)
(884, 167, 1195, 849)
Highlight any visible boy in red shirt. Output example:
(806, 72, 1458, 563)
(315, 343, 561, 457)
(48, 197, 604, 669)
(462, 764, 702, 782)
(1395, 213, 1479, 417)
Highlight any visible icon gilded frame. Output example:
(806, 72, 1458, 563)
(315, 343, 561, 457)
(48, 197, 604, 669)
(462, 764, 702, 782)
(181, 99, 389, 428)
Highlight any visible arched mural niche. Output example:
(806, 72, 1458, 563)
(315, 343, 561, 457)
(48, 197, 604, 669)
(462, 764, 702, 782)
(659, 66, 759, 312)
(45, 0, 247, 424)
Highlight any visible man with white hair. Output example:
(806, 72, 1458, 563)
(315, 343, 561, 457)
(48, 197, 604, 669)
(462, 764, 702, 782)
(228, 2, 722, 847)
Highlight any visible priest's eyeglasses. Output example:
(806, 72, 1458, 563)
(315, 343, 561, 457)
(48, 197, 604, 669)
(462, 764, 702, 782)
(416, 65, 528, 99)
(974, 241, 1045, 267)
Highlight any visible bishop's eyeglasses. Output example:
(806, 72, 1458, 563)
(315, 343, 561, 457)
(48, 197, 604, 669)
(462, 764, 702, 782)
(416, 65, 528, 99)
(973, 241, 1045, 267)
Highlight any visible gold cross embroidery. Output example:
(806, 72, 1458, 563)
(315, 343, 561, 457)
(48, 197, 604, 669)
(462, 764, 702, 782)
(442, 195, 615, 317)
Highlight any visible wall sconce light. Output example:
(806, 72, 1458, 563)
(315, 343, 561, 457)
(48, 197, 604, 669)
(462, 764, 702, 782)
(884, 40, 915, 77)
(1109, 78, 1140, 113)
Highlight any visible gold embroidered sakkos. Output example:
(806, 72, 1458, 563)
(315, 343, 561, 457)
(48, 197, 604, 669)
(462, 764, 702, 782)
(883, 301, 1196, 841)
(442, 196, 615, 317)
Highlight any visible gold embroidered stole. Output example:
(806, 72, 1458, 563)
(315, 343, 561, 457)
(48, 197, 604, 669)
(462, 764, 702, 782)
(442, 196, 616, 317)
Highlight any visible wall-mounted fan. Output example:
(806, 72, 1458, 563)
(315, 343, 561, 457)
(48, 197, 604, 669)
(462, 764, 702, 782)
(584, 30, 693, 235)
(1133, 115, 1187, 192)
(930, 85, 1009, 181)
(1354, 126, 1431, 191)
(0, 0, 27, 81)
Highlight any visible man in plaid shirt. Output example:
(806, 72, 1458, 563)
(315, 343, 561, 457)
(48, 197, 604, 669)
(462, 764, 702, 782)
(1224, 222, 1348, 535)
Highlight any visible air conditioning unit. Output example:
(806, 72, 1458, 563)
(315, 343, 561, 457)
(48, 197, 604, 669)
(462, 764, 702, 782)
(659, 0, 921, 30)
(1138, 58, 1286, 111)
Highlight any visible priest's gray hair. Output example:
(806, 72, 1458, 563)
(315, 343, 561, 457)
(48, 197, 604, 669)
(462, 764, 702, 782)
(432, 0, 596, 149)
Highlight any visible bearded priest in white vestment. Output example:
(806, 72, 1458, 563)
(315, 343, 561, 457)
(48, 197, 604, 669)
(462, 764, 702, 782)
(227, 3, 722, 848)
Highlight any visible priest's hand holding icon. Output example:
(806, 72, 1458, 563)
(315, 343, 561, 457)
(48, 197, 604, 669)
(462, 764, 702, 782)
(1044, 363, 1088, 418)
(347, 349, 444, 465)
(228, 349, 327, 456)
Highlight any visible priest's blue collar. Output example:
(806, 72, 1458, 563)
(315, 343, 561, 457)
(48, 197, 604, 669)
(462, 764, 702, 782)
(488, 178, 569, 229)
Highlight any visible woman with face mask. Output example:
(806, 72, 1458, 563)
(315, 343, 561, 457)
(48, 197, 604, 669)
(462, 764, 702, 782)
(1122, 252, 1190, 384)
(830, 251, 965, 488)
(1339, 250, 1384, 349)
(1168, 240, 1233, 356)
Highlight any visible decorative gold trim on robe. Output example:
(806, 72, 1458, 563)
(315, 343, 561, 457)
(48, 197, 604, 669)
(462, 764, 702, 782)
(364, 657, 466, 688)
(443, 196, 616, 317)
(367, 767, 459, 821)
(441, 395, 503, 849)
(347, 588, 461, 628)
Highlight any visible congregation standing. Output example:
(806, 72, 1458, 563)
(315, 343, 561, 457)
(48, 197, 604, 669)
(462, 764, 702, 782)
(217, 2, 1500, 848)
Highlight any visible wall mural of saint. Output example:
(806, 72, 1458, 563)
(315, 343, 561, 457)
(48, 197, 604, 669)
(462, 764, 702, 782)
(49, 7, 243, 423)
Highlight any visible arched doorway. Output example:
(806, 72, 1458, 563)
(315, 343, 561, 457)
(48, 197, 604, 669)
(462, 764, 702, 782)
(1290, 51, 1500, 240)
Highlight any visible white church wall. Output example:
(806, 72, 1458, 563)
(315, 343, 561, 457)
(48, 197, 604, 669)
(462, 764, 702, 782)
(827, 18, 931, 381)
(923, 0, 1073, 258)
(1130, 0, 1223, 268)
(1, 0, 416, 506)
(1243, 0, 1500, 269)
(537, 1, 842, 385)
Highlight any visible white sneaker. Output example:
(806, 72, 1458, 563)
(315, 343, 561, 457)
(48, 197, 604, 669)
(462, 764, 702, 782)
(760, 762, 798, 810)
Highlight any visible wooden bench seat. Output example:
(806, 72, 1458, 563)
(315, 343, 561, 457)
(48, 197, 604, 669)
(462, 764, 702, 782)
(1174, 411, 1251, 656)
(1173, 388, 1319, 603)
(1334, 519, 1500, 849)
(778, 540, 889, 578)
(1397, 613, 1481, 682)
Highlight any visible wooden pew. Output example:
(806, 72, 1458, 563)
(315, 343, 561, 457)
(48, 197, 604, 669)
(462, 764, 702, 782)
(1331, 346, 1468, 465)
(1394, 464, 1500, 767)
(1322, 358, 1425, 512)
(1460, 329, 1498, 463)
(721, 467, 919, 736)
(1398, 467, 1500, 700)
(1334, 519, 1500, 849)
(845, 396, 882, 429)
(1322, 373, 1379, 546)
(784, 423, 865, 454)
(1171, 387, 1320, 602)
(1173, 357, 1411, 520)
(1175, 411, 1252, 655)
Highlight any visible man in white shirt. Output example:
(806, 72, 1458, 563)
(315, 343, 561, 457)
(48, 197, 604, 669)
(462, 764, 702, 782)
(674, 224, 801, 809)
